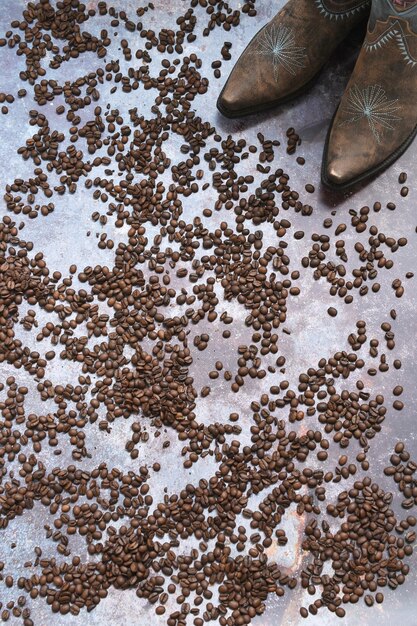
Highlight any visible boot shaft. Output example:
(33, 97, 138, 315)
(370, 0, 417, 30)
(315, 0, 370, 20)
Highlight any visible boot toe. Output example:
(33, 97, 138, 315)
(322, 119, 383, 190)
(216, 85, 243, 117)
(322, 150, 370, 189)
(217, 65, 271, 117)
(323, 159, 351, 188)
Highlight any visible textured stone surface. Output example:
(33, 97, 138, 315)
(0, 1, 416, 625)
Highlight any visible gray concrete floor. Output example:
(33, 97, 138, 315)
(0, 1, 416, 625)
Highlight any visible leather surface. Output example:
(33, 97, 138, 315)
(324, 0, 417, 186)
(217, 0, 371, 116)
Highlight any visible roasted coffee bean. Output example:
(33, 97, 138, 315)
(0, 3, 414, 625)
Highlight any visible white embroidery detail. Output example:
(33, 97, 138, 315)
(255, 24, 306, 81)
(364, 20, 417, 66)
(315, 0, 369, 20)
(338, 84, 402, 143)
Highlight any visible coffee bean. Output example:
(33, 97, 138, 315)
(0, 3, 414, 624)
(335, 223, 346, 235)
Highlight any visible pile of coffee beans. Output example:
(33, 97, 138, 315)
(385, 443, 417, 510)
(0, 1, 415, 625)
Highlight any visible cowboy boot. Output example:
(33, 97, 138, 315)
(322, 0, 417, 190)
(216, 0, 371, 118)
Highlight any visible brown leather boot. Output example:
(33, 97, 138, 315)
(322, 0, 417, 190)
(217, 0, 371, 118)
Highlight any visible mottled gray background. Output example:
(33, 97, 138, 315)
(0, 0, 416, 625)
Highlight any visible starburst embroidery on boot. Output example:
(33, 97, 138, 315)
(315, 0, 370, 20)
(337, 84, 402, 143)
(256, 24, 306, 81)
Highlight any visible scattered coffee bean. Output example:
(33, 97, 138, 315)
(0, 3, 413, 625)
